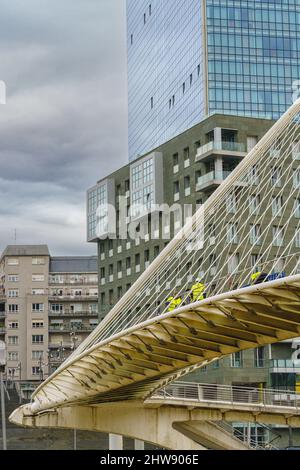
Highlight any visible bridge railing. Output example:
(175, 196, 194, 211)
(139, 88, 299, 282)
(152, 381, 300, 411)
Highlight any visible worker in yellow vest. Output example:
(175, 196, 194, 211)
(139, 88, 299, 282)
(167, 296, 182, 312)
(191, 280, 206, 302)
(251, 272, 268, 285)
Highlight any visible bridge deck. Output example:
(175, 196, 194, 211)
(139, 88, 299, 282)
(27, 274, 300, 414)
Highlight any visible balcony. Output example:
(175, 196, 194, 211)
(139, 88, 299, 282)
(196, 141, 246, 162)
(49, 324, 96, 334)
(196, 170, 232, 192)
(49, 280, 98, 286)
(49, 310, 98, 318)
(48, 294, 98, 301)
(270, 359, 300, 373)
(48, 342, 73, 350)
(0, 327, 6, 335)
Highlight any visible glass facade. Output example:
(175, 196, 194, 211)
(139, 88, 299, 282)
(207, 0, 300, 119)
(127, 0, 205, 161)
(127, 0, 300, 161)
(130, 156, 155, 218)
(87, 183, 108, 241)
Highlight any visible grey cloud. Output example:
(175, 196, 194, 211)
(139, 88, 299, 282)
(0, 0, 128, 255)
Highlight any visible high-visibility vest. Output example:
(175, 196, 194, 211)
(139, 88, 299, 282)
(191, 283, 205, 300)
(251, 272, 261, 283)
(167, 297, 182, 311)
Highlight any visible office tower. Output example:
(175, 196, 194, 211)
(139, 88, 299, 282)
(127, 0, 300, 161)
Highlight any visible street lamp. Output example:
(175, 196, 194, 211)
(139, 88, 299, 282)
(0, 340, 7, 450)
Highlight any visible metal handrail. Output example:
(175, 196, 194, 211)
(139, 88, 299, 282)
(214, 421, 278, 450)
(152, 381, 300, 411)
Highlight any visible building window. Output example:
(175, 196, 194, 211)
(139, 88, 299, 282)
(32, 258, 45, 265)
(32, 351, 43, 360)
(32, 303, 44, 312)
(32, 366, 42, 376)
(8, 289, 19, 298)
(149, 4, 152, 15)
(117, 286, 123, 300)
(144, 249, 150, 264)
(271, 167, 282, 187)
(190, 73, 193, 86)
(228, 254, 239, 274)
(135, 253, 141, 267)
(231, 351, 243, 368)
(151, 97, 154, 109)
(109, 289, 114, 305)
(144, 13, 146, 24)
(294, 169, 300, 189)
(51, 304, 63, 312)
(8, 322, 19, 329)
(32, 335, 44, 344)
(182, 82, 186, 94)
(184, 176, 191, 195)
(130, 34, 133, 45)
(272, 226, 284, 247)
(294, 199, 300, 219)
(184, 147, 190, 166)
(32, 289, 45, 295)
(254, 347, 264, 368)
(250, 224, 261, 246)
(8, 275, 18, 282)
(7, 258, 19, 266)
(249, 194, 260, 215)
(295, 228, 300, 248)
(8, 352, 19, 361)
(251, 254, 262, 272)
(197, 64, 200, 76)
(32, 321, 44, 329)
(8, 336, 19, 345)
(8, 304, 19, 313)
(32, 274, 45, 282)
(272, 196, 283, 217)
(227, 223, 239, 244)
(173, 181, 180, 198)
(226, 193, 237, 214)
(154, 246, 160, 258)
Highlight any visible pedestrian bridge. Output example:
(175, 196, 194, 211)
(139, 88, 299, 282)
(9, 98, 300, 449)
(10, 380, 300, 450)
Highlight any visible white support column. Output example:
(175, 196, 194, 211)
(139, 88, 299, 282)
(214, 127, 222, 144)
(109, 434, 123, 450)
(134, 439, 145, 450)
(215, 156, 223, 179)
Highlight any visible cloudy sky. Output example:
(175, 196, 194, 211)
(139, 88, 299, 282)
(0, 0, 128, 256)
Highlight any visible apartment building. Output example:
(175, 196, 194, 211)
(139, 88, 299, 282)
(0, 246, 50, 382)
(48, 256, 99, 375)
(0, 246, 98, 382)
(87, 113, 273, 319)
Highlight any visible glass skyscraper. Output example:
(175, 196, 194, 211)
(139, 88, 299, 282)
(127, 0, 300, 161)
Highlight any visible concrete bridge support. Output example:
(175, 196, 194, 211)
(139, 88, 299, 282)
(10, 401, 250, 450)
